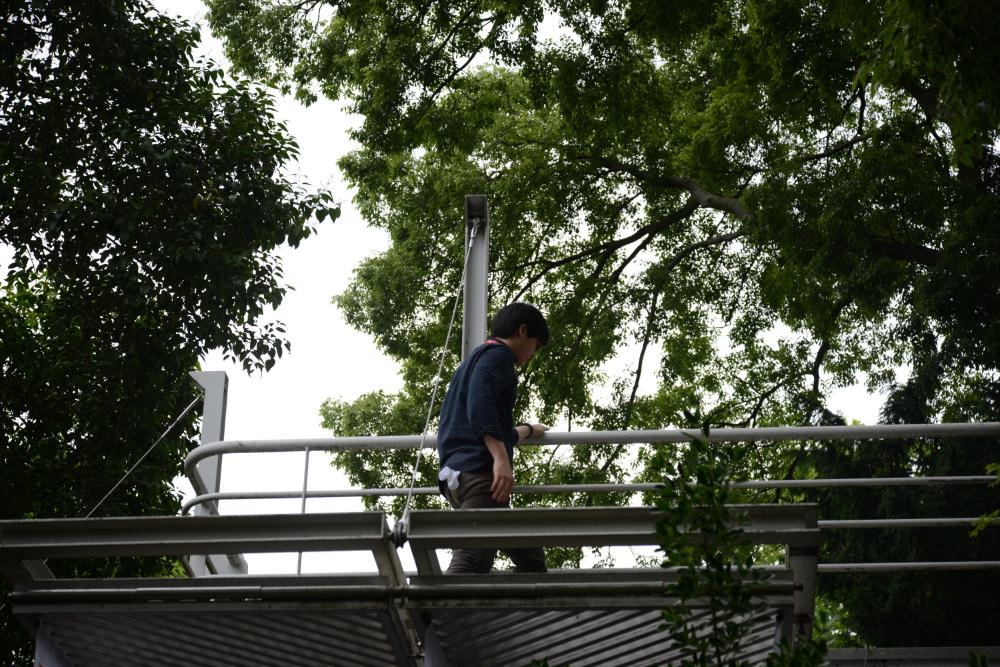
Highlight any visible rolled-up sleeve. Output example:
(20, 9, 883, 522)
(466, 353, 510, 442)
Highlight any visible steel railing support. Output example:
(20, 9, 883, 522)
(182, 421, 1000, 479)
(462, 195, 490, 360)
(180, 475, 998, 514)
(187, 371, 246, 576)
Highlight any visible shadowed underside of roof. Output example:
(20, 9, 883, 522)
(16, 572, 793, 667)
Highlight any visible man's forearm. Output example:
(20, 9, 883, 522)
(483, 435, 509, 465)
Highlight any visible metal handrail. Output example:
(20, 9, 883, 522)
(181, 476, 997, 514)
(182, 422, 1000, 499)
(183, 422, 1000, 480)
(178, 421, 1000, 578)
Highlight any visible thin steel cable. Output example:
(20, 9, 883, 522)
(85, 395, 201, 518)
(400, 220, 480, 526)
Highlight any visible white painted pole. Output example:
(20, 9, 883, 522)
(188, 371, 246, 575)
(462, 195, 490, 360)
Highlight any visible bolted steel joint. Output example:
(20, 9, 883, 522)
(392, 519, 408, 548)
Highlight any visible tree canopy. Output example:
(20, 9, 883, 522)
(1, 0, 336, 661)
(209, 0, 999, 645)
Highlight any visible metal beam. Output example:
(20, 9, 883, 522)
(787, 545, 817, 638)
(405, 505, 819, 551)
(182, 422, 1000, 477)
(181, 475, 997, 514)
(827, 647, 1000, 666)
(411, 545, 442, 576)
(819, 517, 995, 529)
(188, 371, 228, 502)
(462, 194, 490, 360)
(0, 513, 392, 562)
(10, 572, 795, 607)
(188, 371, 246, 576)
(819, 561, 1000, 572)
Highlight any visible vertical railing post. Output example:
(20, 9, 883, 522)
(296, 446, 311, 575)
(188, 371, 247, 575)
(788, 544, 818, 640)
(462, 194, 490, 360)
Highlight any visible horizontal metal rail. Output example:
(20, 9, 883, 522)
(819, 561, 1000, 572)
(180, 475, 996, 514)
(818, 517, 995, 529)
(182, 422, 1000, 495)
(0, 513, 393, 560)
(9, 578, 797, 605)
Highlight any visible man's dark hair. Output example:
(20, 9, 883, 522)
(490, 302, 550, 346)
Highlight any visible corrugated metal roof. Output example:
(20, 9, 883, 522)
(428, 607, 780, 667)
(2, 509, 814, 666)
(38, 609, 405, 667)
(14, 571, 794, 666)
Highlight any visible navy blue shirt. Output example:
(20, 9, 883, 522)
(437, 339, 519, 473)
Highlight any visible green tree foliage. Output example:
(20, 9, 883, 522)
(208, 0, 1000, 643)
(806, 358, 1000, 645)
(654, 429, 827, 666)
(0, 0, 336, 661)
(654, 431, 772, 666)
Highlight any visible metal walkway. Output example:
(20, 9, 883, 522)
(1, 506, 814, 666)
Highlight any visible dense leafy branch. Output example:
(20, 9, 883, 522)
(581, 155, 753, 220)
(209, 0, 1000, 641)
(2, 2, 335, 661)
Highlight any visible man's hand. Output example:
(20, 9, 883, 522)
(491, 456, 514, 502)
(516, 423, 551, 441)
(484, 434, 514, 502)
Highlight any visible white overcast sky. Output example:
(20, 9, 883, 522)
(2, 1, 884, 574)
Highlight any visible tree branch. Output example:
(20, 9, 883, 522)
(418, 4, 478, 78)
(600, 285, 662, 473)
(656, 229, 747, 276)
(796, 132, 868, 163)
(577, 155, 753, 220)
(811, 339, 830, 396)
(857, 83, 867, 137)
(866, 235, 941, 267)
(659, 176, 753, 220)
(417, 13, 505, 110)
(511, 197, 699, 299)
(714, 377, 791, 429)
(899, 76, 943, 125)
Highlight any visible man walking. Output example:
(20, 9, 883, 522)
(436, 302, 550, 574)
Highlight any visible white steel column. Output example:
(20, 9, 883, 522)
(188, 371, 246, 575)
(462, 194, 490, 360)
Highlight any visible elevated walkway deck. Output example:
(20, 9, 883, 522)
(2, 506, 813, 666)
(5, 419, 998, 665)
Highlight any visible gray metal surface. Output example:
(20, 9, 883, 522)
(32, 609, 406, 667)
(13, 572, 797, 667)
(6, 505, 994, 666)
(188, 370, 245, 576)
(405, 505, 818, 554)
(182, 421, 1000, 481)
(427, 606, 782, 667)
(181, 475, 997, 514)
(827, 647, 1000, 666)
(15, 575, 414, 666)
(819, 561, 1000, 572)
(818, 517, 993, 529)
(405, 505, 820, 640)
(462, 194, 490, 360)
(406, 570, 796, 608)
(0, 512, 391, 560)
